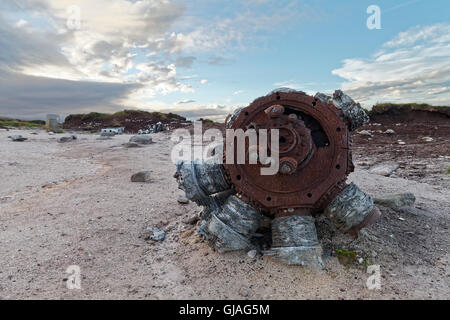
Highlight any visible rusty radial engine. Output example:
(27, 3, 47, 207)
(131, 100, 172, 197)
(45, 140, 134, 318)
(175, 89, 381, 267)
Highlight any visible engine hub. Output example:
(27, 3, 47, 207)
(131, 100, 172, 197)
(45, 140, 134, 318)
(225, 90, 351, 215)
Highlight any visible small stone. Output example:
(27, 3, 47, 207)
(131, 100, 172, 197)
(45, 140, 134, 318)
(180, 229, 194, 239)
(145, 227, 166, 241)
(384, 129, 395, 134)
(369, 162, 399, 176)
(122, 142, 142, 148)
(358, 130, 373, 137)
(357, 257, 364, 264)
(374, 193, 416, 210)
(183, 215, 199, 225)
(129, 135, 153, 145)
(131, 171, 151, 183)
(397, 140, 406, 145)
(239, 288, 249, 297)
(58, 135, 77, 143)
(422, 136, 434, 142)
(177, 195, 189, 204)
(247, 250, 257, 259)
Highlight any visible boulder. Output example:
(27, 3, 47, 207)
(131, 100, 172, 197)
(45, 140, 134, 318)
(8, 135, 27, 142)
(129, 135, 153, 145)
(374, 193, 416, 210)
(131, 171, 151, 183)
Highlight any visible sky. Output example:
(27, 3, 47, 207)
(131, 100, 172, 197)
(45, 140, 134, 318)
(0, 0, 449, 121)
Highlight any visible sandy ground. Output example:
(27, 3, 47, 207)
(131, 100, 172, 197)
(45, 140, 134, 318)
(0, 128, 449, 300)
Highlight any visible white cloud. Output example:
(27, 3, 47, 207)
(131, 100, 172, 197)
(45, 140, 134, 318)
(14, 19, 28, 28)
(0, 0, 314, 119)
(332, 23, 450, 107)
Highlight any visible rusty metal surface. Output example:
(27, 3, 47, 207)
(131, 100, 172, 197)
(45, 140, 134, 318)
(225, 90, 353, 214)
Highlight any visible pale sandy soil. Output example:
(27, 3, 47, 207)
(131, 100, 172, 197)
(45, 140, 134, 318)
(0, 128, 448, 300)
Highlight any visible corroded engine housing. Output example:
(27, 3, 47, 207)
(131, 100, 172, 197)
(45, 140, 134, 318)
(225, 89, 353, 215)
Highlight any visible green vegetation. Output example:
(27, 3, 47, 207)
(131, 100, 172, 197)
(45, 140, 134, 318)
(446, 167, 450, 174)
(198, 118, 216, 124)
(0, 117, 45, 129)
(334, 248, 372, 268)
(335, 249, 358, 266)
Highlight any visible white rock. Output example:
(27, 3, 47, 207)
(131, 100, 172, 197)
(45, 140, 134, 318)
(422, 137, 434, 142)
(369, 162, 399, 176)
(358, 130, 373, 137)
(247, 250, 257, 259)
(384, 129, 395, 134)
(177, 195, 189, 204)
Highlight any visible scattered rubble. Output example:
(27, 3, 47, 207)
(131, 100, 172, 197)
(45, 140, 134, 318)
(131, 171, 152, 183)
(100, 131, 116, 137)
(374, 193, 416, 210)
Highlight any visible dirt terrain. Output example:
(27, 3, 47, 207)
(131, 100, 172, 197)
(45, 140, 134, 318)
(0, 110, 449, 299)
